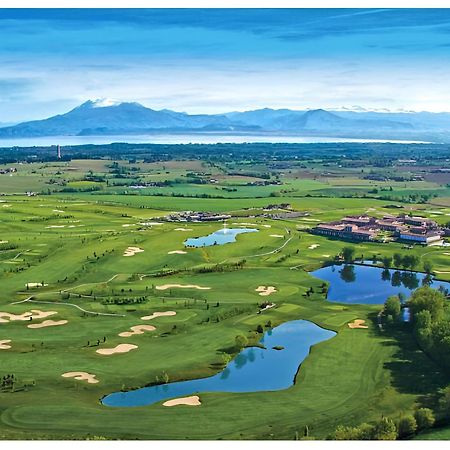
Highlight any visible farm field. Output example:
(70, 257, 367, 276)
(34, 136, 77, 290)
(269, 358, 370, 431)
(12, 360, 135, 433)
(0, 145, 450, 440)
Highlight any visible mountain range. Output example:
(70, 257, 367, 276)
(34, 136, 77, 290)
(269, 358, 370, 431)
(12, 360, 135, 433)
(2, 99, 450, 142)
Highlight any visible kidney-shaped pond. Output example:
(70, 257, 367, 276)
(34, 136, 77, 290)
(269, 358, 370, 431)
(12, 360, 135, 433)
(184, 227, 257, 247)
(312, 264, 450, 304)
(102, 319, 336, 407)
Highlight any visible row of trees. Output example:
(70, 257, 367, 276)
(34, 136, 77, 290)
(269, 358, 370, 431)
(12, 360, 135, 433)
(333, 409, 435, 440)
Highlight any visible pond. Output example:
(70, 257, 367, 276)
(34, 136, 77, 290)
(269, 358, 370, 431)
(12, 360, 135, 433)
(311, 264, 450, 304)
(102, 319, 336, 407)
(184, 227, 258, 247)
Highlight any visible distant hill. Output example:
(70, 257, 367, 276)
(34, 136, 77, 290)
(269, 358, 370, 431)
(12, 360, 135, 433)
(1, 99, 450, 141)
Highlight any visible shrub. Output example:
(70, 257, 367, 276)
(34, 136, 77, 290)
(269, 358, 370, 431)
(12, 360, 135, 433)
(397, 415, 417, 438)
(414, 408, 435, 431)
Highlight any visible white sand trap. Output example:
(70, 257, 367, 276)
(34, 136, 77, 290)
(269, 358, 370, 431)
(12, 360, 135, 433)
(53, 209, 64, 213)
(255, 286, 277, 296)
(2, 204, 11, 208)
(301, 218, 320, 222)
(141, 311, 177, 321)
(0, 240, 9, 244)
(122, 224, 134, 227)
(309, 244, 320, 249)
(45, 225, 65, 229)
(119, 325, 156, 337)
(140, 222, 163, 226)
(26, 282, 48, 288)
(0, 340, 12, 350)
(270, 234, 284, 238)
(322, 254, 331, 258)
(155, 284, 211, 291)
(28, 319, 68, 329)
(123, 246, 145, 257)
(96, 344, 138, 355)
(168, 250, 187, 255)
(174, 228, 193, 231)
(0, 309, 57, 323)
(348, 319, 368, 329)
(262, 224, 272, 228)
(163, 395, 201, 407)
(62, 372, 99, 384)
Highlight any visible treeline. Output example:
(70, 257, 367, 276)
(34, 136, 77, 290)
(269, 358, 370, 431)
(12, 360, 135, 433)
(408, 286, 450, 370)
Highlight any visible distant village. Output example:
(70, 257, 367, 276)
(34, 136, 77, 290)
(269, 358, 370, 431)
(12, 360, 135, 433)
(312, 214, 449, 245)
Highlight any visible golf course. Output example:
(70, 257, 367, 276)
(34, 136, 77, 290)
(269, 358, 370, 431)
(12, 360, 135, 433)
(1, 146, 450, 440)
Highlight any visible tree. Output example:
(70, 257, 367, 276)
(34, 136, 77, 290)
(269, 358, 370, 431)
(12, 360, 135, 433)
(397, 415, 417, 438)
(342, 246, 355, 263)
(372, 417, 398, 440)
(384, 295, 401, 320)
(334, 425, 360, 440)
(423, 260, 434, 274)
(439, 385, 450, 417)
(393, 253, 403, 268)
(235, 334, 248, 349)
(414, 408, 435, 431)
(382, 256, 392, 269)
(256, 324, 264, 333)
(408, 286, 445, 321)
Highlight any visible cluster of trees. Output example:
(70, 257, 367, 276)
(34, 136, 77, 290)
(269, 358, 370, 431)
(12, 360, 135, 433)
(333, 409, 435, 440)
(409, 286, 450, 369)
(193, 260, 246, 274)
(101, 296, 148, 305)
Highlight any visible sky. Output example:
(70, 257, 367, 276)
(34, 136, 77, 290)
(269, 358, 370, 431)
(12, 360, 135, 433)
(2, 8, 450, 122)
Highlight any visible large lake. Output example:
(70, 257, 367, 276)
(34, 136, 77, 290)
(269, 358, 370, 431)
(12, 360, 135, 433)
(311, 264, 450, 304)
(184, 228, 257, 247)
(102, 319, 336, 407)
(0, 134, 428, 147)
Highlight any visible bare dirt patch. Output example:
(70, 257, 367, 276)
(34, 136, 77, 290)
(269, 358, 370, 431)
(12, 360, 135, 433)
(163, 395, 201, 407)
(96, 344, 138, 355)
(62, 372, 99, 384)
(119, 325, 156, 337)
(28, 319, 68, 329)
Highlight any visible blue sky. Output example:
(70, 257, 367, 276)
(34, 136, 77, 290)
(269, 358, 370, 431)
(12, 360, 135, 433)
(1, 8, 450, 121)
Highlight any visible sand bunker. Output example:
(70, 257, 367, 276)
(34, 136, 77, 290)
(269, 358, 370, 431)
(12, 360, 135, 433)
(174, 228, 193, 232)
(53, 209, 64, 213)
(28, 319, 68, 329)
(322, 254, 331, 258)
(26, 282, 48, 288)
(262, 224, 271, 228)
(155, 284, 210, 291)
(123, 246, 144, 257)
(255, 286, 277, 296)
(141, 311, 177, 321)
(0, 340, 12, 350)
(308, 244, 320, 249)
(140, 222, 163, 226)
(45, 225, 65, 228)
(168, 250, 187, 255)
(119, 325, 156, 337)
(163, 395, 201, 407)
(348, 319, 368, 329)
(62, 372, 99, 384)
(0, 309, 57, 323)
(96, 344, 138, 355)
(270, 234, 284, 238)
